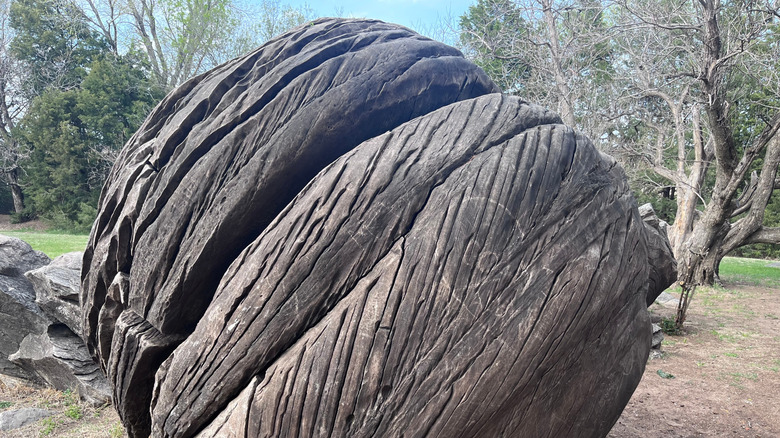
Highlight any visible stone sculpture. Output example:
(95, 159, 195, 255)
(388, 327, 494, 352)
(81, 18, 676, 438)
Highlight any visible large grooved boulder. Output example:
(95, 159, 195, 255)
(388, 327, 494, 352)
(81, 18, 498, 437)
(153, 94, 655, 438)
(82, 17, 676, 438)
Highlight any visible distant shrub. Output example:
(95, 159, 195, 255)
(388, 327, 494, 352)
(10, 208, 37, 224)
(43, 203, 96, 234)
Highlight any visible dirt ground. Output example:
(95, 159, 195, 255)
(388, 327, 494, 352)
(0, 383, 123, 437)
(0, 215, 48, 231)
(609, 284, 780, 438)
(1, 282, 777, 437)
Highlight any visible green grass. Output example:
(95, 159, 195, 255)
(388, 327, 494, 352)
(0, 231, 88, 258)
(719, 256, 780, 287)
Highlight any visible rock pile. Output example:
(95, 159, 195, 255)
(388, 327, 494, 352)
(0, 236, 110, 407)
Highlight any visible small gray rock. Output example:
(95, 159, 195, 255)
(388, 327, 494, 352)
(0, 407, 53, 431)
(654, 291, 679, 306)
(9, 324, 111, 406)
(651, 323, 664, 349)
(0, 235, 50, 277)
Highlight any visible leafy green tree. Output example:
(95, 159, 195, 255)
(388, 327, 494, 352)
(21, 89, 95, 227)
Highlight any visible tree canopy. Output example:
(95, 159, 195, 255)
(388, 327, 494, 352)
(460, 0, 780, 326)
(0, 0, 314, 230)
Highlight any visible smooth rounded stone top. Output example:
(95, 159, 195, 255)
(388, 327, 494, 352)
(80, 18, 498, 437)
(151, 94, 658, 438)
(0, 235, 50, 278)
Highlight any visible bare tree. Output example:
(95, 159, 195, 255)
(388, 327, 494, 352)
(75, 0, 314, 90)
(78, 0, 122, 54)
(459, 0, 617, 139)
(121, 0, 238, 89)
(612, 0, 780, 326)
(0, 0, 29, 213)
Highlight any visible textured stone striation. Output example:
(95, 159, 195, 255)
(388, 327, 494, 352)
(0, 245, 111, 406)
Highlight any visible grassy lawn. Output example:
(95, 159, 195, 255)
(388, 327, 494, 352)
(0, 230, 89, 258)
(719, 256, 780, 287)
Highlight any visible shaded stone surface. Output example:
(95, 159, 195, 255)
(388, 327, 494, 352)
(0, 235, 51, 382)
(156, 94, 655, 438)
(0, 242, 109, 405)
(0, 407, 53, 431)
(81, 18, 676, 438)
(651, 323, 664, 349)
(25, 252, 83, 335)
(9, 324, 111, 406)
(81, 18, 498, 438)
(638, 203, 677, 305)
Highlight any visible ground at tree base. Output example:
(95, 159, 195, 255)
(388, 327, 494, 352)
(0, 215, 48, 232)
(1, 282, 776, 438)
(609, 283, 780, 438)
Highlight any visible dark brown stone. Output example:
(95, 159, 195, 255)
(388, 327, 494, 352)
(151, 93, 660, 437)
(81, 18, 498, 437)
(81, 17, 676, 438)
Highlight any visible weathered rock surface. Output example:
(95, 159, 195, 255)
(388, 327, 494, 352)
(638, 203, 677, 305)
(0, 242, 109, 405)
(81, 18, 676, 438)
(81, 18, 498, 437)
(25, 252, 83, 334)
(0, 235, 51, 382)
(9, 324, 111, 406)
(651, 323, 664, 349)
(0, 407, 53, 431)
(152, 93, 654, 438)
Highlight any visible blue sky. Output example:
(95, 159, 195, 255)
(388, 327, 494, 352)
(289, 0, 474, 37)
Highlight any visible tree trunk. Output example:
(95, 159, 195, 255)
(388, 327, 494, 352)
(2, 168, 25, 213)
(668, 185, 697, 256)
(10, 182, 24, 213)
(7, 168, 25, 213)
(689, 250, 722, 286)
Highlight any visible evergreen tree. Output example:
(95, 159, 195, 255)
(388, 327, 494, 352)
(19, 53, 163, 230)
(9, 0, 107, 96)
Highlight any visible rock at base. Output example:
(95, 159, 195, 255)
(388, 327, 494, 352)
(0, 407, 54, 431)
(0, 235, 51, 382)
(9, 324, 111, 406)
(651, 323, 664, 349)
